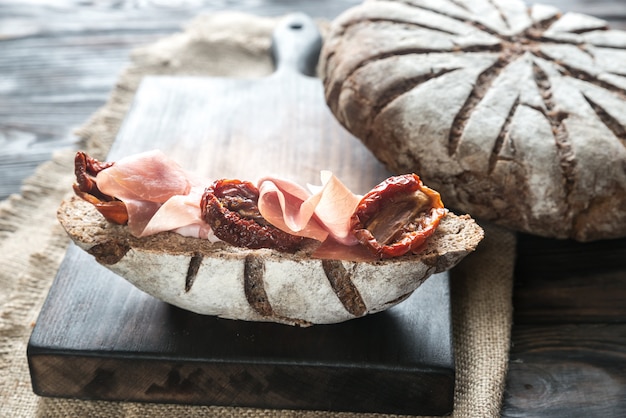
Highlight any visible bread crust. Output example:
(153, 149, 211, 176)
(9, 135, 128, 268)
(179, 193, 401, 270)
(321, 0, 626, 241)
(58, 196, 483, 326)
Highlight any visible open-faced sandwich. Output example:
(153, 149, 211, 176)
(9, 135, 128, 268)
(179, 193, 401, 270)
(58, 150, 483, 326)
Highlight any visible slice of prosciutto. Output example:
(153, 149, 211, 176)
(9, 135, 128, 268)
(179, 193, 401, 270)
(73, 150, 446, 261)
(87, 150, 212, 238)
(256, 171, 361, 246)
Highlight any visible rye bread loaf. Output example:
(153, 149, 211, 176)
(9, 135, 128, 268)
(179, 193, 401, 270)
(321, 0, 626, 241)
(58, 195, 483, 326)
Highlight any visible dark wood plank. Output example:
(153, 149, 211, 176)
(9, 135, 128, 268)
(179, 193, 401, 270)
(513, 234, 626, 324)
(502, 323, 626, 417)
(506, 234, 626, 416)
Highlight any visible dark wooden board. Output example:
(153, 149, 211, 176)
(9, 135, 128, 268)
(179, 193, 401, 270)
(502, 233, 626, 417)
(27, 14, 455, 415)
(29, 246, 454, 415)
(512, 233, 626, 325)
(503, 323, 626, 417)
(501, 233, 626, 418)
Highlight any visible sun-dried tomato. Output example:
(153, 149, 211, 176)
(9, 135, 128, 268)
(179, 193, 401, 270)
(201, 179, 307, 252)
(350, 174, 447, 259)
(73, 151, 128, 224)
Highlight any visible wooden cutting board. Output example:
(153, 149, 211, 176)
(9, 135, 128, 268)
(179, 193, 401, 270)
(28, 14, 454, 415)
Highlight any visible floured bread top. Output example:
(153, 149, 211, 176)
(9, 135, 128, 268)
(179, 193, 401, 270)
(322, 0, 626, 241)
(58, 195, 484, 272)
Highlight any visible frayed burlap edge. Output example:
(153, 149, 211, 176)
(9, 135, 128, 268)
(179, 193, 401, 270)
(0, 11, 514, 418)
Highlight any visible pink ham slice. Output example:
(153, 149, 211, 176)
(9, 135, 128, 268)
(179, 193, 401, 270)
(257, 171, 361, 246)
(96, 150, 208, 237)
(92, 150, 370, 259)
(141, 186, 213, 240)
(96, 150, 192, 202)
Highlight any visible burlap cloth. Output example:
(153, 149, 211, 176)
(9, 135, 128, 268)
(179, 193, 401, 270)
(0, 12, 515, 418)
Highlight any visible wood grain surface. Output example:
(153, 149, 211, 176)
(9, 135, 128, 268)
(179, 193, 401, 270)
(3, 1, 626, 417)
(504, 323, 626, 417)
(0, 0, 365, 201)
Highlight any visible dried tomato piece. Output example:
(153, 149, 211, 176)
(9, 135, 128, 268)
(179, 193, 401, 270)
(350, 174, 447, 259)
(73, 151, 128, 225)
(201, 179, 307, 252)
(74, 151, 114, 200)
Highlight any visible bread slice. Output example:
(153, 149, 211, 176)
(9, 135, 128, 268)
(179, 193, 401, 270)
(58, 195, 484, 326)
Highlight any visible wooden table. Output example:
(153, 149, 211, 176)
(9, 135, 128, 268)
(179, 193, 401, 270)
(2, 1, 625, 416)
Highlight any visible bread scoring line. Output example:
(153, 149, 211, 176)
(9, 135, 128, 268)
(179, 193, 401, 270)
(180, 251, 371, 321)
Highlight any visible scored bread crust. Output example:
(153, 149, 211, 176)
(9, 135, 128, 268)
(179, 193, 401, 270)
(321, 0, 626, 241)
(58, 195, 483, 326)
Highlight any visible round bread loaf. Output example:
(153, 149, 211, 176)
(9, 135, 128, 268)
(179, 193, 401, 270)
(58, 196, 483, 326)
(322, 0, 626, 241)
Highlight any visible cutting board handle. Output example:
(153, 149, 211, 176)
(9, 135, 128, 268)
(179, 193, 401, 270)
(271, 13, 322, 77)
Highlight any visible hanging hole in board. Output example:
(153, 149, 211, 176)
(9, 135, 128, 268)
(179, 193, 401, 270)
(289, 22, 303, 30)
